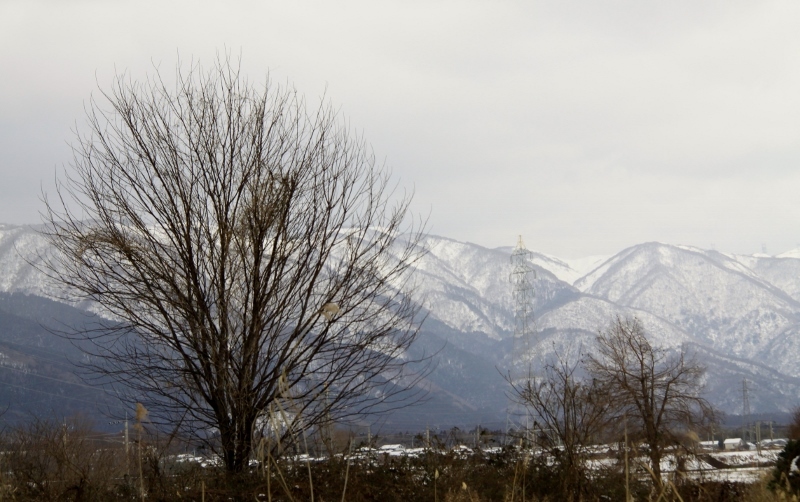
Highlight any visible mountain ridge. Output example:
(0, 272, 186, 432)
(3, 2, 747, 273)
(2, 223, 799, 427)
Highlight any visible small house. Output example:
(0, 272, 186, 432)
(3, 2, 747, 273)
(723, 438, 743, 451)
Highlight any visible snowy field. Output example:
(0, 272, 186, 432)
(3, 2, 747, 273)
(168, 442, 786, 485)
(349, 444, 784, 484)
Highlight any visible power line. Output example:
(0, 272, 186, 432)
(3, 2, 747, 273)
(0, 379, 110, 407)
(0, 363, 108, 393)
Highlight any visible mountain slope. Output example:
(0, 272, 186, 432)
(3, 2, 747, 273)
(3, 225, 800, 422)
(410, 235, 578, 339)
(0, 292, 123, 425)
(575, 242, 800, 361)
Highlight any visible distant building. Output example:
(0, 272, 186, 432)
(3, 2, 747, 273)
(723, 438, 743, 451)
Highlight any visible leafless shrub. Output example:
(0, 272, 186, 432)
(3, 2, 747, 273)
(586, 316, 718, 493)
(789, 406, 800, 440)
(509, 354, 614, 500)
(1, 416, 128, 501)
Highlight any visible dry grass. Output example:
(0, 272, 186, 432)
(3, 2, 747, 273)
(0, 418, 797, 501)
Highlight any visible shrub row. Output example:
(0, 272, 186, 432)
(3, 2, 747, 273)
(0, 417, 797, 501)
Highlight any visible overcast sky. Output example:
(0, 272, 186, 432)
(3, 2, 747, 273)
(2, 1, 800, 258)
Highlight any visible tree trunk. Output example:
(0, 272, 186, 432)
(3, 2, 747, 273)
(649, 447, 663, 492)
(218, 421, 252, 473)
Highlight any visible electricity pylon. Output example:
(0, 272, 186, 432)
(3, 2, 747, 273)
(506, 235, 537, 444)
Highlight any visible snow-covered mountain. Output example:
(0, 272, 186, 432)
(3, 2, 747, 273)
(577, 243, 800, 360)
(408, 236, 800, 419)
(2, 223, 800, 427)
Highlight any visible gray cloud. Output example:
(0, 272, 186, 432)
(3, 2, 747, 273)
(2, 1, 799, 257)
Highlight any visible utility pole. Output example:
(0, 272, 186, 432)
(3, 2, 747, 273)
(756, 421, 762, 456)
(109, 413, 130, 477)
(526, 414, 530, 447)
(124, 412, 130, 477)
(325, 388, 333, 450)
(742, 378, 751, 443)
(625, 414, 631, 502)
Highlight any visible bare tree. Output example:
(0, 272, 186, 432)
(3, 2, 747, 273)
(585, 317, 716, 490)
(510, 355, 614, 500)
(789, 406, 800, 440)
(42, 57, 428, 472)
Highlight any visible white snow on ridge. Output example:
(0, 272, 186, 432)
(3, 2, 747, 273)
(493, 244, 610, 286)
(4, 226, 800, 412)
(561, 254, 611, 285)
(573, 244, 640, 292)
(778, 248, 800, 259)
(729, 252, 800, 304)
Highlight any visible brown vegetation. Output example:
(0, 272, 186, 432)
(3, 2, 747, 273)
(508, 355, 614, 500)
(0, 417, 794, 501)
(789, 407, 800, 440)
(509, 316, 719, 499)
(586, 316, 717, 492)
